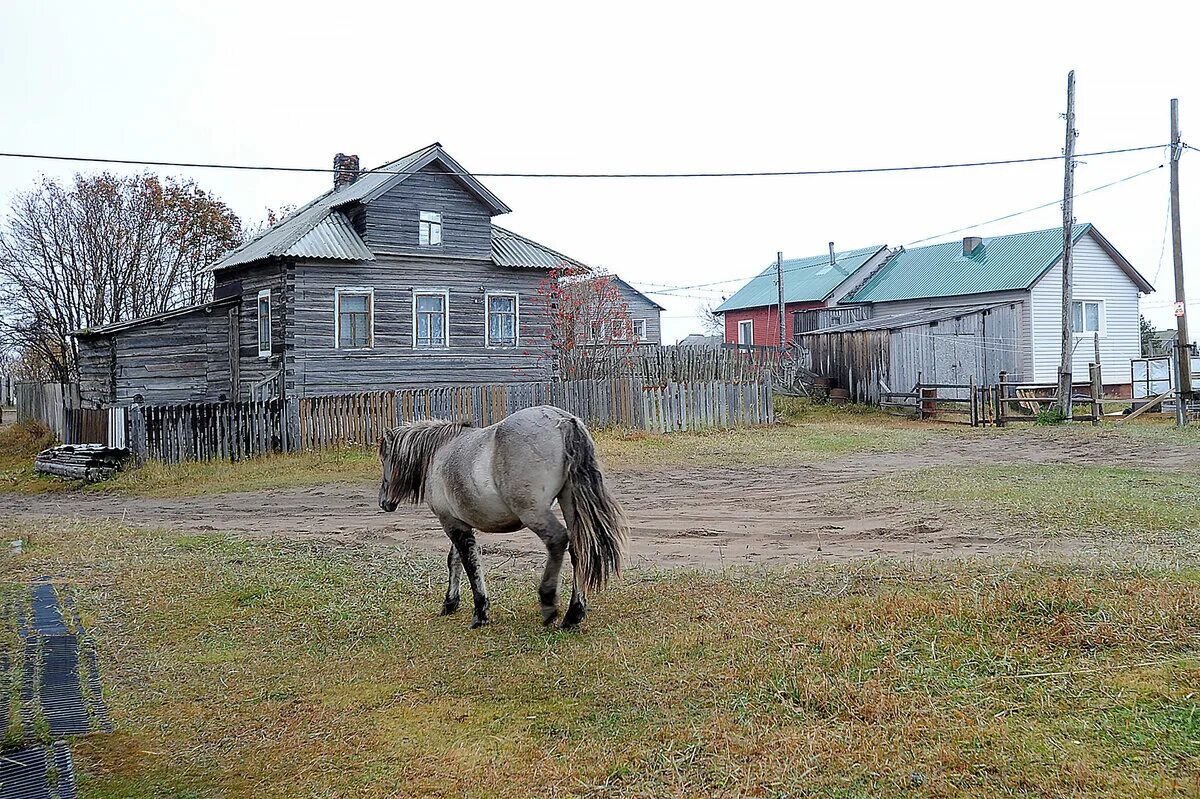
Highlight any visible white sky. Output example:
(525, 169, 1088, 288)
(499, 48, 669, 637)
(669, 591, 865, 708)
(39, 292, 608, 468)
(2, 1, 1197, 343)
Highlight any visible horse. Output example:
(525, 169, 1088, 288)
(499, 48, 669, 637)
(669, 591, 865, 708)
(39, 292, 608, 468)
(378, 405, 629, 629)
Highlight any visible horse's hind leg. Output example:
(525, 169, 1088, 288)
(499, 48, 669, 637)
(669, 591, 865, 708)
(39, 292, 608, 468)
(558, 493, 587, 629)
(523, 510, 569, 626)
(441, 519, 489, 628)
(440, 546, 462, 616)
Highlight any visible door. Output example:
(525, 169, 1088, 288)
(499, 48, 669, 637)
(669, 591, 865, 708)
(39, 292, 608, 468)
(931, 333, 980, 399)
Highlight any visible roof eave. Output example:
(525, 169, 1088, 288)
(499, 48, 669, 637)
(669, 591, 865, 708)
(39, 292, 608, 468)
(355, 147, 512, 215)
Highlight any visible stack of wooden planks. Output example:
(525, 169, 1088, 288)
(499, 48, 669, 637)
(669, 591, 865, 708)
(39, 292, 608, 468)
(33, 444, 126, 482)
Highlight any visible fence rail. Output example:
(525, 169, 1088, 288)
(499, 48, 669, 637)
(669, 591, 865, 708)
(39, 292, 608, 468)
(123, 377, 774, 463)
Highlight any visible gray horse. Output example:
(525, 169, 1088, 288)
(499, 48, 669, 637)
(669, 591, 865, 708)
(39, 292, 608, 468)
(379, 405, 628, 629)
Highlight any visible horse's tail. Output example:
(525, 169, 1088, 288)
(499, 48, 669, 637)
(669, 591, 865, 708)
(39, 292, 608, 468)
(562, 416, 629, 592)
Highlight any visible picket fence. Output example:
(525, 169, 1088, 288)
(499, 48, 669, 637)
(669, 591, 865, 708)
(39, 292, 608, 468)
(125, 377, 774, 463)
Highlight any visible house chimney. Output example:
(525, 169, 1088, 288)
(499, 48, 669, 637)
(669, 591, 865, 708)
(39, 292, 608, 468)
(333, 153, 360, 190)
(962, 236, 983, 256)
(828, 241, 837, 268)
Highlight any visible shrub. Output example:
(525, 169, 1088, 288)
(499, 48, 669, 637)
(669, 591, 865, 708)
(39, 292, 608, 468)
(0, 419, 55, 458)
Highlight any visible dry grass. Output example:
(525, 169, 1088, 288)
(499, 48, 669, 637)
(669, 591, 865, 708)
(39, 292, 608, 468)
(0, 419, 61, 493)
(3, 518, 1198, 798)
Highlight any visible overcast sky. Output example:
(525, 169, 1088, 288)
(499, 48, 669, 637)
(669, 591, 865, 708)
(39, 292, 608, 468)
(1, 1, 1197, 342)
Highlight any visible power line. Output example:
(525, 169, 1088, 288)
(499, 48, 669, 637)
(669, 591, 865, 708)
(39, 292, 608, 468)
(633, 161, 1166, 300)
(0, 142, 1172, 179)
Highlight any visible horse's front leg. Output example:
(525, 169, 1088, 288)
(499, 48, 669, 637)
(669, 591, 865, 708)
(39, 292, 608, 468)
(442, 519, 489, 628)
(440, 546, 462, 616)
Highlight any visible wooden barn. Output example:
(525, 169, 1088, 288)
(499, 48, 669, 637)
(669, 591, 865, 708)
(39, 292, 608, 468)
(796, 302, 1023, 404)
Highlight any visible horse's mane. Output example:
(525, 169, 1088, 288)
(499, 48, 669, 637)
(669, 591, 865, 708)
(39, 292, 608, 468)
(380, 419, 471, 504)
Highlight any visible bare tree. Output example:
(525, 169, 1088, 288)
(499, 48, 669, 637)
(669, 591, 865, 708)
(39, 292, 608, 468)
(698, 300, 724, 337)
(0, 172, 243, 381)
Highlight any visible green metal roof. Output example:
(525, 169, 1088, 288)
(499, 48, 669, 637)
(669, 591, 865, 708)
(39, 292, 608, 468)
(715, 244, 885, 313)
(845, 224, 1093, 304)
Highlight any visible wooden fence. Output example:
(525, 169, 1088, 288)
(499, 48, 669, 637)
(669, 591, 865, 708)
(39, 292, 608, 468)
(126, 377, 775, 462)
(559, 345, 778, 383)
(15, 382, 69, 440)
(128, 400, 285, 463)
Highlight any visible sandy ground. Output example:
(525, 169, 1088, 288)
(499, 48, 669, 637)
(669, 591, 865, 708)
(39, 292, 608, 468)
(3, 427, 1196, 570)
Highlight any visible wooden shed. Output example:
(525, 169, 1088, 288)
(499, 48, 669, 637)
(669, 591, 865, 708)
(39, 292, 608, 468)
(796, 302, 1023, 404)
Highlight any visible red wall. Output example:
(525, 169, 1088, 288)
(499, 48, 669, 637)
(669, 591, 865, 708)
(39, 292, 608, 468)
(723, 302, 823, 346)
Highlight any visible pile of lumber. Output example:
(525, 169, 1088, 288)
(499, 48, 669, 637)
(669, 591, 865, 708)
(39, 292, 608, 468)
(33, 444, 127, 482)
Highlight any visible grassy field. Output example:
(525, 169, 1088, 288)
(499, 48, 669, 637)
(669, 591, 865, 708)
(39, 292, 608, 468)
(2, 518, 1197, 798)
(0, 399, 941, 498)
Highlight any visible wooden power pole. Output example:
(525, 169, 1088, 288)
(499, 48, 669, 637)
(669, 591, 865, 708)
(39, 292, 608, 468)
(776, 251, 786, 352)
(1170, 98, 1192, 426)
(1057, 70, 1078, 417)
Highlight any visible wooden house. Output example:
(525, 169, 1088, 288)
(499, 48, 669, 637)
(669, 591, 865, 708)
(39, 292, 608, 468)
(73, 144, 615, 406)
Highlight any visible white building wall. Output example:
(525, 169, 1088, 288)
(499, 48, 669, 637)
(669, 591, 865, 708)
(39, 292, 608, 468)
(1028, 232, 1144, 385)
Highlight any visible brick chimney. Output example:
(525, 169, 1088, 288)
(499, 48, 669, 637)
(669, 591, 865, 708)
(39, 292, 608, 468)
(962, 236, 983, 256)
(333, 153, 360, 190)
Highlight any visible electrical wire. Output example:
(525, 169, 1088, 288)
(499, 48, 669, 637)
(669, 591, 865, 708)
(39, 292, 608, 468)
(0, 143, 1172, 179)
(634, 161, 1167, 300)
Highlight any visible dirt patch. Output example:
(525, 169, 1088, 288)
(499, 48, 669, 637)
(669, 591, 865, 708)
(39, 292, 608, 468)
(2, 426, 1195, 570)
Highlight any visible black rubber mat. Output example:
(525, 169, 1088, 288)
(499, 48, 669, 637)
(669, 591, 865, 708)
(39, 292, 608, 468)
(0, 742, 78, 799)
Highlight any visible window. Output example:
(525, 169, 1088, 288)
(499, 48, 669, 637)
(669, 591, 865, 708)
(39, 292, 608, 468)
(1071, 300, 1104, 335)
(610, 318, 630, 341)
(419, 211, 442, 246)
(257, 289, 271, 357)
(589, 320, 605, 342)
(413, 290, 448, 347)
(486, 293, 518, 348)
(737, 319, 753, 345)
(632, 319, 647, 342)
(335, 288, 373, 349)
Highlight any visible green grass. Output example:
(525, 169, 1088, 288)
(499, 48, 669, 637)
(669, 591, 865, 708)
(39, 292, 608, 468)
(869, 464, 1200, 536)
(3, 519, 1199, 798)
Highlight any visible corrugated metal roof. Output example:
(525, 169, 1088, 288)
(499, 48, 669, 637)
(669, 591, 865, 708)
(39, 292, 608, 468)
(845, 224, 1091, 303)
(715, 245, 886, 313)
(210, 143, 510, 271)
(283, 212, 375, 261)
(491, 225, 587, 270)
(71, 296, 238, 337)
(805, 303, 1010, 334)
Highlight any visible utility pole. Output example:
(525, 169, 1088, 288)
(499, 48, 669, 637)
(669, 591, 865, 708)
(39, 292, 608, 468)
(1057, 70, 1078, 417)
(1170, 98, 1192, 427)
(776, 251, 786, 353)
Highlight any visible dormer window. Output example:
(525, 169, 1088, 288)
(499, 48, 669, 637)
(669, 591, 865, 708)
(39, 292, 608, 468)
(419, 211, 442, 246)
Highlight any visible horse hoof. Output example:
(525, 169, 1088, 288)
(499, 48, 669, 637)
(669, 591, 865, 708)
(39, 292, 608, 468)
(560, 613, 585, 630)
(469, 616, 490, 629)
(540, 606, 560, 626)
(439, 599, 460, 616)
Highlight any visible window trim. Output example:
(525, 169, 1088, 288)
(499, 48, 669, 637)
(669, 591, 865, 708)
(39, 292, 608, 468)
(412, 289, 450, 349)
(737, 318, 753, 346)
(256, 289, 272, 358)
(484, 291, 520, 349)
(1071, 298, 1106, 337)
(333, 286, 375, 350)
(418, 210, 443, 247)
(632, 318, 648, 342)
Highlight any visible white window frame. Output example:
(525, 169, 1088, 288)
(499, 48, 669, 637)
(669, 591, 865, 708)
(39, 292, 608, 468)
(588, 320, 605, 343)
(632, 318, 648, 342)
(412, 289, 450, 348)
(419, 210, 442, 247)
(1071, 299, 1106, 337)
(737, 319, 753, 345)
(333, 287, 375, 350)
(610, 317, 631, 342)
(256, 289, 272, 358)
(484, 291, 520, 348)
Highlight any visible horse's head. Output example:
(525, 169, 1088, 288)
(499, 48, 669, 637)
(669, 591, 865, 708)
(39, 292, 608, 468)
(378, 420, 470, 512)
(378, 428, 403, 512)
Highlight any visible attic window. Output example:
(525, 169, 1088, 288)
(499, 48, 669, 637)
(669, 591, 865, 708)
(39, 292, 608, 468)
(419, 211, 442, 246)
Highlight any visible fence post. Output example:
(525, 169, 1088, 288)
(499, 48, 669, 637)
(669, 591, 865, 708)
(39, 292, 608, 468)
(127, 404, 147, 463)
(996, 371, 1008, 427)
(1089, 363, 1102, 425)
(969, 374, 978, 427)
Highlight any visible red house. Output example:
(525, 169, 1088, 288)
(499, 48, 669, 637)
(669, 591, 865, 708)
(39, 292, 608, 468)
(715, 245, 889, 346)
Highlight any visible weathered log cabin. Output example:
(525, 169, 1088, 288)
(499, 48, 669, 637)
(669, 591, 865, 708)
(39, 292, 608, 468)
(73, 144, 631, 406)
